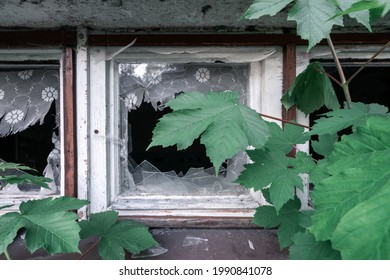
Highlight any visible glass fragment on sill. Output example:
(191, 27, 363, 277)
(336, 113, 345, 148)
(121, 155, 246, 196)
(131, 246, 168, 259)
(182, 236, 209, 248)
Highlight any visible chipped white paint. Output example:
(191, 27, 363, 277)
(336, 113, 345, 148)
(89, 47, 109, 213)
(76, 28, 90, 219)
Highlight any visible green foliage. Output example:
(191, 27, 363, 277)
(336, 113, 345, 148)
(0, 162, 36, 171)
(290, 231, 341, 260)
(332, 0, 390, 25)
(332, 174, 390, 259)
(79, 211, 159, 260)
(288, 0, 343, 50)
(309, 116, 390, 258)
(311, 133, 338, 157)
(335, 0, 372, 31)
(237, 150, 314, 211)
(0, 162, 52, 189)
(266, 122, 310, 154)
(242, 0, 389, 51)
(281, 62, 340, 115)
(253, 197, 308, 248)
(148, 91, 270, 172)
(310, 102, 389, 136)
(240, 0, 294, 19)
(1, 174, 52, 189)
(0, 197, 89, 255)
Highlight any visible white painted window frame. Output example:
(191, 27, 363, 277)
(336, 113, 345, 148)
(0, 48, 65, 213)
(85, 46, 285, 221)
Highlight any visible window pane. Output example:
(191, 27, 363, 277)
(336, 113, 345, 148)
(0, 67, 61, 195)
(118, 63, 249, 196)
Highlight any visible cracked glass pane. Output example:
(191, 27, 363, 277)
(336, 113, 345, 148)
(118, 63, 249, 196)
(0, 67, 61, 195)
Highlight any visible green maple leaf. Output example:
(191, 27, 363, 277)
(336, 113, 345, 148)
(0, 197, 89, 255)
(290, 231, 341, 260)
(241, 0, 293, 19)
(310, 102, 388, 136)
(287, 0, 344, 51)
(148, 91, 270, 172)
(309, 116, 390, 249)
(311, 133, 338, 157)
(0, 162, 35, 172)
(281, 62, 340, 115)
(237, 150, 314, 211)
(253, 197, 308, 249)
(332, 174, 390, 259)
(332, 0, 390, 24)
(79, 211, 159, 260)
(266, 122, 310, 154)
(336, 0, 372, 31)
(1, 174, 52, 189)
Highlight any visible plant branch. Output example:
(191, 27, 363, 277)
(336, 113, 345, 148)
(260, 113, 311, 129)
(77, 238, 101, 260)
(4, 249, 12, 260)
(315, 67, 342, 86)
(327, 37, 352, 108)
(347, 41, 390, 84)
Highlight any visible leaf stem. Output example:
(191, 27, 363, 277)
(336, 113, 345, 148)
(4, 249, 12, 260)
(347, 41, 390, 84)
(77, 238, 101, 260)
(260, 113, 311, 129)
(315, 67, 342, 86)
(326, 37, 352, 108)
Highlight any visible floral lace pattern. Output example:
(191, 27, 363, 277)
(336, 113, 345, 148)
(18, 70, 33, 80)
(5, 109, 24, 124)
(195, 67, 210, 83)
(0, 69, 60, 136)
(119, 63, 248, 111)
(41, 87, 59, 102)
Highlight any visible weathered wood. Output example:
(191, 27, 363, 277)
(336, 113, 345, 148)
(88, 33, 390, 47)
(62, 47, 77, 197)
(0, 31, 77, 47)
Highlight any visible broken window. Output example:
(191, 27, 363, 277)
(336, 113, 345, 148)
(118, 63, 249, 196)
(88, 46, 282, 217)
(0, 66, 61, 196)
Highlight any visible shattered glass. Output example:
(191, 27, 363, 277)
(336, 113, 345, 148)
(0, 68, 61, 195)
(118, 63, 249, 196)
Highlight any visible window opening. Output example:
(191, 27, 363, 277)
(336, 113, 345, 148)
(0, 66, 61, 194)
(310, 60, 390, 160)
(118, 62, 249, 196)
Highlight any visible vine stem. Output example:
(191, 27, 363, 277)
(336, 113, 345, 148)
(327, 37, 352, 108)
(77, 238, 101, 260)
(4, 249, 12, 260)
(260, 113, 311, 129)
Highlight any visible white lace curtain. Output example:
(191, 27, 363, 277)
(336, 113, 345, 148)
(119, 63, 248, 111)
(0, 68, 60, 194)
(0, 69, 60, 136)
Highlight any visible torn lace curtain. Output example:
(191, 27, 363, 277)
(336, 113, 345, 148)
(118, 63, 249, 195)
(0, 69, 60, 194)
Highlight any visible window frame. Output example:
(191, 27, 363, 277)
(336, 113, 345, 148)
(87, 46, 286, 225)
(0, 48, 71, 213)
